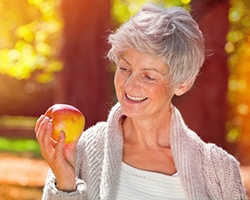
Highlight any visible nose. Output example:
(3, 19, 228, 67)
(124, 73, 141, 91)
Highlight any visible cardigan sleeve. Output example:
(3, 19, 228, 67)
(209, 144, 247, 200)
(41, 169, 87, 200)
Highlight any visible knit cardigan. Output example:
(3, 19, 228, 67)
(42, 102, 247, 200)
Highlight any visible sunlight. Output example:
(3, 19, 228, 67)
(0, 0, 63, 82)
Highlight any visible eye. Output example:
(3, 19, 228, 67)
(146, 75, 155, 81)
(118, 64, 131, 73)
(119, 66, 128, 71)
(117, 65, 131, 77)
(142, 73, 156, 82)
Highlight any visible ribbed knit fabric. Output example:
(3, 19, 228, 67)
(116, 162, 187, 199)
(42, 102, 247, 200)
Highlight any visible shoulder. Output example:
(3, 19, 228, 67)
(78, 102, 122, 145)
(173, 117, 240, 181)
(78, 121, 107, 148)
(203, 143, 241, 185)
(170, 105, 238, 166)
(185, 131, 240, 174)
(170, 106, 245, 197)
(76, 122, 107, 170)
(202, 142, 239, 171)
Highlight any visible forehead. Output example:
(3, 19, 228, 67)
(119, 49, 168, 74)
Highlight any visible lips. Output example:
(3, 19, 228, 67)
(126, 93, 147, 102)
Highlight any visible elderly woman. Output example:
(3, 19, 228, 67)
(35, 3, 247, 200)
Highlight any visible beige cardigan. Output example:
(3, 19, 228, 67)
(42, 102, 247, 200)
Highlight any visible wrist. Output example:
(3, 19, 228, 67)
(56, 178, 77, 192)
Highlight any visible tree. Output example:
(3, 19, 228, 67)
(173, 0, 230, 148)
(56, 0, 113, 128)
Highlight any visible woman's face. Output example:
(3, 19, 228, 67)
(114, 48, 175, 120)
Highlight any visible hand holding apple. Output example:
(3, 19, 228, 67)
(45, 104, 85, 143)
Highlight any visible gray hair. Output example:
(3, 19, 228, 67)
(107, 3, 205, 89)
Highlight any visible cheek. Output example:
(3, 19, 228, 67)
(149, 84, 172, 100)
(149, 83, 165, 93)
(150, 89, 165, 99)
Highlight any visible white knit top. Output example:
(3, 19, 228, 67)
(116, 162, 188, 200)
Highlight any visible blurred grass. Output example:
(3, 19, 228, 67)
(0, 137, 41, 157)
(0, 115, 41, 156)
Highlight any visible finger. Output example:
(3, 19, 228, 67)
(34, 115, 45, 133)
(36, 116, 50, 143)
(39, 122, 54, 160)
(42, 122, 53, 151)
(50, 138, 58, 149)
(54, 132, 66, 161)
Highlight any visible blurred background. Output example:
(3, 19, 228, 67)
(0, 0, 249, 199)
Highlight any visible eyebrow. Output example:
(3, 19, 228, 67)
(119, 55, 131, 66)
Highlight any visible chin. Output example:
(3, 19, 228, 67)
(121, 105, 146, 119)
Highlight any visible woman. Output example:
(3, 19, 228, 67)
(35, 3, 247, 200)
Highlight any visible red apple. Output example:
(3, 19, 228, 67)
(45, 104, 85, 143)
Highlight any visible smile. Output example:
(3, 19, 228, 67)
(126, 94, 147, 102)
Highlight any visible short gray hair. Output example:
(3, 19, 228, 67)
(107, 3, 205, 88)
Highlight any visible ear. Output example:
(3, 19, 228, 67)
(174, 83, 191, 96)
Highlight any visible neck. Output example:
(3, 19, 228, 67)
(122, 108, 172, 148)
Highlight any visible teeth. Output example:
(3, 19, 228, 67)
(126, 94, 146, 102)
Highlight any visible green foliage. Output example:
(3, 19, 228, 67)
(112, 0, 190, 24)
(0, 0, 63, 82)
